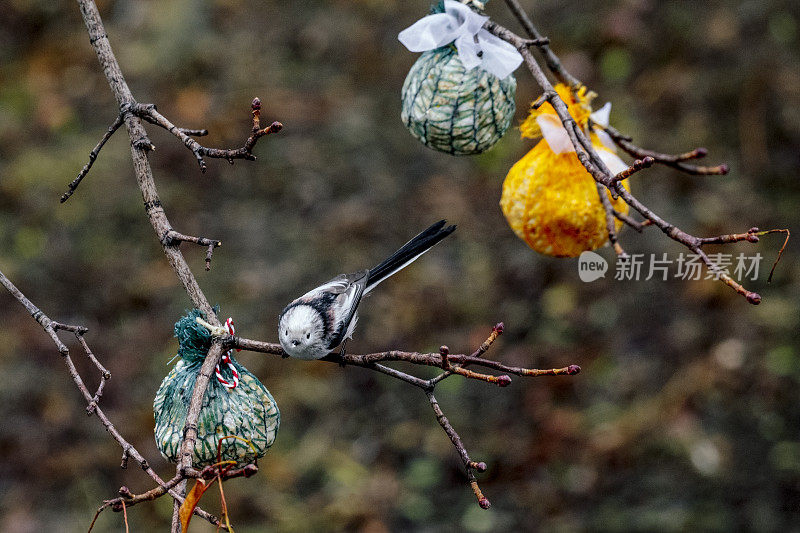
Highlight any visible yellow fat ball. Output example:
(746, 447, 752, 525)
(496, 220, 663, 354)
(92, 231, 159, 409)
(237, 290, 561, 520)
(500, 139, 630, 257)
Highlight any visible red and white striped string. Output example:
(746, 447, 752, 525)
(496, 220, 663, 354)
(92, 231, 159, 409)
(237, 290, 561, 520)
(215, 317, 241, 389)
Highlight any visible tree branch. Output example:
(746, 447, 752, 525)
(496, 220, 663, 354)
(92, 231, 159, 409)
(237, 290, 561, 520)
(601, 124, 729, 176)
(161, 230, 222, 271)
(61, 113, 124, 203)
(613, 209, 651, 233)
(75, 0, 238, 528)
(227, 324, 580, 503)
(129, 99, 283, 172)
(427, 390, 491, 508)
(502, 0, 581, 87)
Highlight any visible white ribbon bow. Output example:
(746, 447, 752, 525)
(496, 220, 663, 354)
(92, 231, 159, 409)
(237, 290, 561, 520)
(398, 0, 523, 79)
(536, 102, 628, 174)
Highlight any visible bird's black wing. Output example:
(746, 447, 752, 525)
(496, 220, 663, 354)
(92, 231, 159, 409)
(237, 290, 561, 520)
(326, 270, 369, 350)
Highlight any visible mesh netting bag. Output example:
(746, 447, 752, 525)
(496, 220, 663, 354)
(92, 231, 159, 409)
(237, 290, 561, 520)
(400, 1, 517, 155)
(153, 309, 279, 467)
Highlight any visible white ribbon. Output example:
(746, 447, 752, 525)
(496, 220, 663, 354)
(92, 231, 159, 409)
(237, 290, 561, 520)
(536, 101, 628, 174)
(398, 0, 523, 79)
(589, 102, 617, 152)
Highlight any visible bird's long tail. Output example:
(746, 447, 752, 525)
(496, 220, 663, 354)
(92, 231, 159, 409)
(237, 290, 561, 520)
(365, 220, 456, 292)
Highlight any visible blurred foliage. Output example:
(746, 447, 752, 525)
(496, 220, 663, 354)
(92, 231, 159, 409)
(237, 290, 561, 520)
(0, 0, 799, 531)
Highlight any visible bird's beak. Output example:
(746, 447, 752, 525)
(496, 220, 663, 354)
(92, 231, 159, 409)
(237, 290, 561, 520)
(291, 339, 300, 347)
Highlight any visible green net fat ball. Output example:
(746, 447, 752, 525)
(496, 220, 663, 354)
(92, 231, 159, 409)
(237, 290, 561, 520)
(153, 309, 280, 467)
(401, 46, 516, 155)
(397, 1, 520, 155)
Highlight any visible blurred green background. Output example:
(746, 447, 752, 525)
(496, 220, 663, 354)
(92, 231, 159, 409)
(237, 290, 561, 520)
(1, 0, 799, 531)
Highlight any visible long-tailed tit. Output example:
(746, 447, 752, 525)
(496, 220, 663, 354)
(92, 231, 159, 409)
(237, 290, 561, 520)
(278, 220, 456, 360)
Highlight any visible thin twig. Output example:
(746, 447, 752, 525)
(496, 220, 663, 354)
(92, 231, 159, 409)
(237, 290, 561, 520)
(766, 229, 790, 282)
(121, 501, 129, 533)
(231, 336, 580, 379)
(486, 21, 616, 190)
(61, 114, 124, 203)
(502, 0, 580, 87)
(193, 463, 259, 481)
(426, 390, 491, 508)
(178, 128, 209, 137)
(696, 227, 790, 284)
(601, 124, 729, 176)
(597, 181, 626, 257)
(611, 157, 655, 184)
(613, 210, 650, 233)
(162, 230, 222, 271)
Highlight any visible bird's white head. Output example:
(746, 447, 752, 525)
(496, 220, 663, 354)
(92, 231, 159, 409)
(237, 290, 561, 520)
(278, 304, 327, 359)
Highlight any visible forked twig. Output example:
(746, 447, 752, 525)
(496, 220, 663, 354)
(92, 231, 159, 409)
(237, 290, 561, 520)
(130, 99, 282, 172)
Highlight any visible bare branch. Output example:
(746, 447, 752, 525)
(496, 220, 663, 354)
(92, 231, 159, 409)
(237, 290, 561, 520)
(230, 335, 580, 380)
(61, 114, 124, 203)
(74, 6, 230, 526)
(162, 230, 222, 271)
(601, 124, 729, 176)
(597, 181, 626, 257)
(75, 0, 253, 526)
(611, 156, 656, 184)
(426, 390, 491, 509)
(490, 22, 618, 189)
(502, 0, 581, 87)
(767, 229, 791, 282)
(130, 99, 283, 172)
(613, 210, 650, 233)
(520, 37, 550, 47)
(227, 324, 579, 499)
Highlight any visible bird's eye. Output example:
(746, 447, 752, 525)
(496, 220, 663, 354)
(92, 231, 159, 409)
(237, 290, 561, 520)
(306, 333, 310, 339)
(284, 330, 288, 336)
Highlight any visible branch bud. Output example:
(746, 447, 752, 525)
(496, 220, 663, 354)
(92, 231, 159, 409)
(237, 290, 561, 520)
(470, 461, 487, 472)
(439, 345, 450, 369)
(746, 292, 761, 305)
